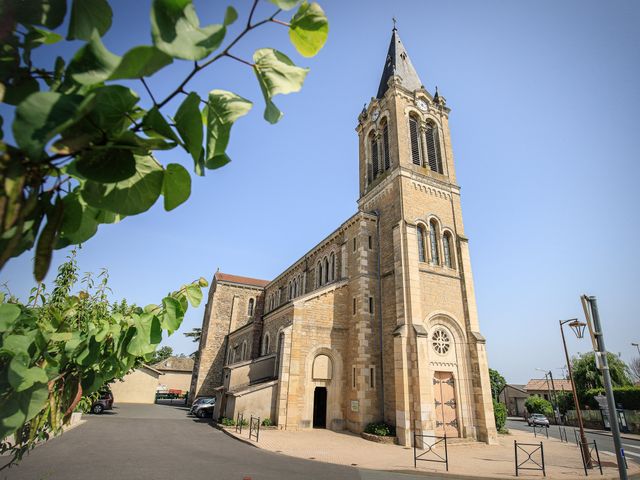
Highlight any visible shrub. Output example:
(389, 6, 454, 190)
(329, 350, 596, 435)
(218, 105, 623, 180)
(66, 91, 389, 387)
(364, 422, 396, 437)
(584, 386, 640, 410)
(525, 396, 553, 417)
(493, 400, 507, 433)
(221, 417, 235, 427)
(239, 418, 249, 427)
(261, 418, 273, 427)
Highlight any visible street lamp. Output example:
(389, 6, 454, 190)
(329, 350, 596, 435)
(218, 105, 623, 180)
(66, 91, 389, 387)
(632, 342, 640, 355)
(535, 368, 559, 423)
(559, 318, 591, 468)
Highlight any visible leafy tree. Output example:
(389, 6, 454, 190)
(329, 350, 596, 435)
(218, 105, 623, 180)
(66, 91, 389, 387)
(571, 352, 632, 400)
(493, 400, 507, 433)
(524, 396, 553, 417)
(184, 327, 201, 343)
(555, 390, 574, 414)
(631, 357, 640, 382)
(0, 0, 329, 281)
(0, 251, 207, 468)
(149, 345, 173, 364)
(489, 368, 506, 400)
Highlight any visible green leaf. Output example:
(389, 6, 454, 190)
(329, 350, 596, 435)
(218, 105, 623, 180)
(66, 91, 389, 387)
(109, 46, 173, 80)
(162, 163, 191, 211)
(34, 197, 64, 282)
(2, 74, 40, 106)
(75, 336, 100, 366)
(0, 303, 21, 332)
(13, 0, 67, 29)
(161, 296, 183, 334)
(142, 107, 181, 143)
(75, 148, 137, 183)
(27, 27, 63, 46)
(150, 0, 226, 61)
(174, 92, 203, 167)
(12, 92, 83, 160)
(1, 334, 33, 356)
(8, 353, 49, 392)
(185, 284, 202, 308)
(268, 0, 300, 11)
(81, 155, 164, 215)
(56, 192, 100, 248)
(78, 85, 140, 134)
(127, 313, 162, 356)
(0, 383, 48, 441)
(253, 48, 309, 124)
(223, 6, 238, 26)
(50, 332, 73, 341)
(205, 89, 252, 168)
(289, 1, 328, 57)
(67, 32, 121, 85)
(67, 0, 113, 41)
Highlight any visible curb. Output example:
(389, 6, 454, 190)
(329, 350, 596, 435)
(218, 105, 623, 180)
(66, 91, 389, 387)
(212, 423, 259, 449)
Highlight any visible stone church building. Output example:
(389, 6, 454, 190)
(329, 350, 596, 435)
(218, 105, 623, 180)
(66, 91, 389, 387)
(190, 28, 497, 445)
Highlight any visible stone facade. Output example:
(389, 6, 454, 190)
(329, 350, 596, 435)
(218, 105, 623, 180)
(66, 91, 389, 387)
(189, 28, 497, 446)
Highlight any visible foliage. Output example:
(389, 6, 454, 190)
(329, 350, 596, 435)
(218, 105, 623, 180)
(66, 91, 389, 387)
(364, 422, 396, 437)
(0, 250, 207, 468)
(0, 0, 329, 281)
(524, 396, 553, 417)
(555, 390, 574, 414)
(148, 345, 172, 364)
(489, 368, 506, 400)
(493, 400, 507, 433)
(261, 418, 272, 427)
(572, 352, 632, 399)
(631, 357, 640, 382)
(184, 327, 201, 343)
(239, 417, 249, 427)
(583, 386, 640, 410)
(220, 417, 235, 427)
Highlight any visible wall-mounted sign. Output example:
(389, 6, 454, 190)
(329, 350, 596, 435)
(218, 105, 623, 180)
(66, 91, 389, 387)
(351, 400, 359, 412)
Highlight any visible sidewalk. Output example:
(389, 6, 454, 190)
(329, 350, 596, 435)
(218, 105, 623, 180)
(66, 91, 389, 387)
(222, 426, 639, 479)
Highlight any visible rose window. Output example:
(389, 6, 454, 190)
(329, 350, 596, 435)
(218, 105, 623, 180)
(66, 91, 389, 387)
(432, 329, 451, 355)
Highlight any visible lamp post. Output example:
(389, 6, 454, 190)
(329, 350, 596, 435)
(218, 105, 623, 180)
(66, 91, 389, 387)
(632, 342, 640, 355)
(535, 368, 558, 423)
(559, 318, 591, 468)
(581, 295, 628, 480)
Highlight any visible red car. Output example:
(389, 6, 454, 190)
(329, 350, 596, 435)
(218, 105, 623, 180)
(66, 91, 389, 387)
(91, 391, 114, 414)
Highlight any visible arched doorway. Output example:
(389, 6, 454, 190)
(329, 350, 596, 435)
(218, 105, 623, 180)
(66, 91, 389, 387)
(313, 387, 327, 428)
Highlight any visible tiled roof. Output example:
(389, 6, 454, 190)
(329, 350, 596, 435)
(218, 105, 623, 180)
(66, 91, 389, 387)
(525, 378, 573, 392)
(216, 272, 270, 288)
(153, 356, 194, 372)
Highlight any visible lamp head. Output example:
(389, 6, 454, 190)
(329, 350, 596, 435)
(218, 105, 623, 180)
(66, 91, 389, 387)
(568, 319, 587, 339)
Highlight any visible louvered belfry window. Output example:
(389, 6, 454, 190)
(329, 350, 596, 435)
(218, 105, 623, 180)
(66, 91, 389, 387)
(417, 225, 426, 262)
(370, 133, 379, 178)
(425, 123, 443, 173)
(443, 232, 452, 268)
(430, 220, 440, 265)
(382, 122, 390, 170)
(409, 117, 421, 165)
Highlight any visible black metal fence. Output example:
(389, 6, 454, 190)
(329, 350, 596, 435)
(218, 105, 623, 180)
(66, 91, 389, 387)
(558, 426, 568, 443)
(413, 433, 448, 471)
(515, 440, 545, 477)
(249, 416, 260, 442)
(235, 412, 244, 434)
(578, 440, 603, 476)
(532, 424, 549, 438)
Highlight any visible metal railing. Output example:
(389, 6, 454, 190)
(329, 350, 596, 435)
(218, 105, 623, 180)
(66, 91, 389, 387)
(413, 433, 448, 471)
(578, 440, 603, 476)
(249, 416, 260, 442)
(532, 424, 549, 438)
(558, 425, 569, 443)
(235, 412, 244, 434)
(515, 440, 545, 477)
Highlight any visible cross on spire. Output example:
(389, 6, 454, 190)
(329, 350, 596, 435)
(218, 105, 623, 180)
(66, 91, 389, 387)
(392, 17, 397, 31)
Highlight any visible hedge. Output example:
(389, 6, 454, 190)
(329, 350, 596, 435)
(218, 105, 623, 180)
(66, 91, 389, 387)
(584, 386, 640, 410)
(493, 400, 507, 432)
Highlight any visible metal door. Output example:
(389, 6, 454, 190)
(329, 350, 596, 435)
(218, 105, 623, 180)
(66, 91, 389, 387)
(433, 371, 459, 437)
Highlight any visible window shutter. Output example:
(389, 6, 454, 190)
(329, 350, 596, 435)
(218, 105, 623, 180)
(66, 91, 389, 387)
(417, 226, 426, 262)
(430, 221, 440, 265)
(443, 233, 452, 268)
(383, 123, 390, 170)
(371, 135, 379, 178)
(426, 124, 443, 174)
(409, 118, 421, 165)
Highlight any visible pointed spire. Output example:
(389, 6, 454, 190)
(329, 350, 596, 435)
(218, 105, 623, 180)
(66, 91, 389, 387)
(376, 25, 423, 99)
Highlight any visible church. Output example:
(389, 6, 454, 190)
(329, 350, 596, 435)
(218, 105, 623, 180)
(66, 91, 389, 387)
(189, 27, 498, 446)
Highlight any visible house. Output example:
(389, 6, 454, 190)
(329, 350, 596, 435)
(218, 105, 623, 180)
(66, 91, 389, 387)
(109, 365, 163, 404)
(154, 356, 194, 393)
(525, 378, 573, 402)
(499, 384, 528, 416)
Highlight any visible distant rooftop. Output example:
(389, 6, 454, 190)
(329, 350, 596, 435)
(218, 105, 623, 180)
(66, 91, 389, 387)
(525, 378, 572, 392)
(215, 272, 270, 288)
(153, 356, 194, 372)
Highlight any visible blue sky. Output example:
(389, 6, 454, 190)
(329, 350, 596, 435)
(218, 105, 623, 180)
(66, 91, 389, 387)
(2, 1, 639, 383)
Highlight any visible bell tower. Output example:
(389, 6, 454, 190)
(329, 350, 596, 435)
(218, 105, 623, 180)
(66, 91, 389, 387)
(356, 26, 498, 445)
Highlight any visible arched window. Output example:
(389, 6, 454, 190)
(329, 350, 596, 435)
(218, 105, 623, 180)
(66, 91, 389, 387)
(369, 131, 379, 179)
(443, 232, 454, 268)
(263, 333, 271, 355)
(289, 281, 293, 300)
(323, 257, 329, 284)
(248, 298, 254, 316)
(317, 261, 323, 287)
(382, 120, 390, 170)
(429, 220, 440, 265)
(409, 116, 421, 165)
(241, 341, 247, 361)
(425, 122, 443, 174)
(329, 252, 335, 281)
(417, 224, 427, 262)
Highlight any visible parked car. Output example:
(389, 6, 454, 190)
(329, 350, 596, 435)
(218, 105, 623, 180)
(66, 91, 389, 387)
(527, 413, 549, 427)
(91, 391, 114, 414)
(189, 397, 213, 415)
(192, 398, 216, 418)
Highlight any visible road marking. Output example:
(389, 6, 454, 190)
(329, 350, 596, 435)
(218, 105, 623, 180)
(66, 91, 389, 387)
(623, 443, 640, 451)
(603, 449, 640, 459)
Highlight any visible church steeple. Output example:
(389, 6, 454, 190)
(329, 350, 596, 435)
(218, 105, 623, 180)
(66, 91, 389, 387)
(376, 26, 423, 98)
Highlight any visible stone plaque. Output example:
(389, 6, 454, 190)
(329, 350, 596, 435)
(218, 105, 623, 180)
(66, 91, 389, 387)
(351, 400, 359, 412)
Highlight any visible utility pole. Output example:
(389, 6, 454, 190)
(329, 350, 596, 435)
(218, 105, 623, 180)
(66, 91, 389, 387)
(582, 295, 627, 480)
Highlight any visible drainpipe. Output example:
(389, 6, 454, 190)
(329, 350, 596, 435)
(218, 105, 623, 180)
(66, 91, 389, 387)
(372, 209, 385, 422)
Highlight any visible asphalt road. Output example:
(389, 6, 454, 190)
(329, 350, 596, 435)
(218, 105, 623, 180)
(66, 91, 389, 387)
(507, 419, 640, 467)
(0, 403, 433, 480)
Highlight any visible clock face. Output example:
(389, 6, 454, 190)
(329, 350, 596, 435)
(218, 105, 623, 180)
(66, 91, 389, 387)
(416, 99, 428, 112)
(372, 109, 380, 121)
